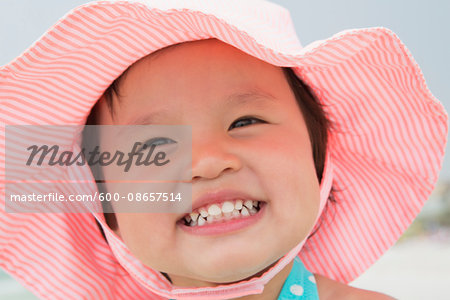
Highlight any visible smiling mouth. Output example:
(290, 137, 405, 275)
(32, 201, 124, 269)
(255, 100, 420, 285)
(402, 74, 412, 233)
(180, 200, 263, 227)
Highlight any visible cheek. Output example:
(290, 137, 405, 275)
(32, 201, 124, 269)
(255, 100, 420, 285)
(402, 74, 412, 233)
(248, 127, 320, 234)
(271, 157, 319, 229)
(250, 125, 317, 194)
(114, 213, 177, 267)
(268, 160, 320, 251)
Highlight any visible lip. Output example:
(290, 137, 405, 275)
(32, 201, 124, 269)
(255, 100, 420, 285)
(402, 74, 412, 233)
(177, 202, 267, 236)
(179, 189, 262, 221)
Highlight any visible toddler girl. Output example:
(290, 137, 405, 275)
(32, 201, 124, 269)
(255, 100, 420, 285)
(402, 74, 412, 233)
(0, 0, 447, 299)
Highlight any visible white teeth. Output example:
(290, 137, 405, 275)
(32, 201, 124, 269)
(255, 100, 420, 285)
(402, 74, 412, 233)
(241, 206, 249, 216)
(189, 212, 199, 222)
(221, 201, 235, 213)
(244, 200, 253, 209)
(208, 204, 221, 216)
(199, 208, 208, 218)
(183, 199, 262, 227)
(235, 200, 243, 210)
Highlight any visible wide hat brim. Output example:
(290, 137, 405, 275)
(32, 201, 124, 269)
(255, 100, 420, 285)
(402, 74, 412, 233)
(0, 0, 448, 299)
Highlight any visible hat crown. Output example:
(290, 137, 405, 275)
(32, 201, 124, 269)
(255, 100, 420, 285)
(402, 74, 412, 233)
(124, 0, 303, 52)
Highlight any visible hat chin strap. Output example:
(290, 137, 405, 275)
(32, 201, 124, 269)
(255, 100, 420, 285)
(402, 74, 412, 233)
(96, 152, 334, 299)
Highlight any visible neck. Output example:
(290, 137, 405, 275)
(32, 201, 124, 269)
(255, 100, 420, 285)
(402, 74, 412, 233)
(234, 259, 294, 300)
(169, 259, 294, 300)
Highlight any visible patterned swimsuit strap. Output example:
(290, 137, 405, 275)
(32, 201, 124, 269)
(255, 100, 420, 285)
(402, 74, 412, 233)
(277, 256, 319, 299)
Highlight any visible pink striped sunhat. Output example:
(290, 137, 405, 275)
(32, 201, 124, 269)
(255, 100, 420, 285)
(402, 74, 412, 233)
(0, 0, 448, 299)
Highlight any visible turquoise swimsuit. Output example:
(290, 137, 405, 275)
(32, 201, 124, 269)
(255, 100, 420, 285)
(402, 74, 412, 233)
(277, 256, 320, 299)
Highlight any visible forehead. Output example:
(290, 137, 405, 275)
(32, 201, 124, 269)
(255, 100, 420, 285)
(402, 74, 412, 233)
(104, 38, 293, 123)
(120, 38, 285, 94)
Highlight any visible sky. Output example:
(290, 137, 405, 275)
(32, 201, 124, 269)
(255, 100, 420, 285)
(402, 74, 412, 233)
(1, 0, 449, 180)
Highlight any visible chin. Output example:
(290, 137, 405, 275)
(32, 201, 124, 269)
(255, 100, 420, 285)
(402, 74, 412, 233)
(185, 252, 277, 284)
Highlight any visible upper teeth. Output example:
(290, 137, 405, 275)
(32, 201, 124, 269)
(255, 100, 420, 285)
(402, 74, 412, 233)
(184, 199, 261, 226)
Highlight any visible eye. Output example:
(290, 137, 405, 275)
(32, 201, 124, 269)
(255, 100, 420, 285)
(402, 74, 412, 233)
(229, 116, 266, 130)
(139, 137, 177, 151)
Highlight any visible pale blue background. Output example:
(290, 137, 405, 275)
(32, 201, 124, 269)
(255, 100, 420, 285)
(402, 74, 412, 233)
(0, 1, 449, 299)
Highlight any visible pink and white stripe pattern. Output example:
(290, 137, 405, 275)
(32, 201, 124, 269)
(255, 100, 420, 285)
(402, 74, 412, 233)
(0, 0, 447, 299)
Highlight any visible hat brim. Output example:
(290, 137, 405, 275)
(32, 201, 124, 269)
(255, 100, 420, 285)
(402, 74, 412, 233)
(0, 0, 447, 299)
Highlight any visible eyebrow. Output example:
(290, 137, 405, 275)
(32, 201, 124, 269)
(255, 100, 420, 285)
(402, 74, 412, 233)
(124, 88, 277, 125)
(225, 88, 277, 109)
(126, 110, 172, 126)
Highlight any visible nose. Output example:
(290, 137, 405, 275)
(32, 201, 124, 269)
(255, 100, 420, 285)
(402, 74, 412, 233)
(191, 132, 242, 181)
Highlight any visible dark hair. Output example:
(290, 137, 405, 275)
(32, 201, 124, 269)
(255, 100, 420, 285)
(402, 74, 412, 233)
(281, 67, 338, 240)
(86, 65, 338, 282)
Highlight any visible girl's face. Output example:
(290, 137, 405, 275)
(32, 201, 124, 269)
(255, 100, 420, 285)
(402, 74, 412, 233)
(96, 39, 320, 286)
